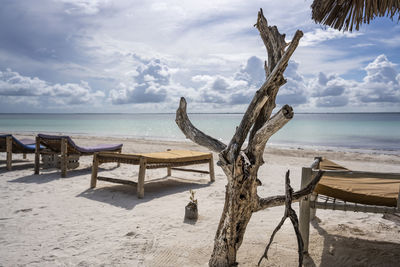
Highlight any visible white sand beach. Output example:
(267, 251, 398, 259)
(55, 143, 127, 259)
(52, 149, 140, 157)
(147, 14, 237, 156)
(1, 134, 400, 266)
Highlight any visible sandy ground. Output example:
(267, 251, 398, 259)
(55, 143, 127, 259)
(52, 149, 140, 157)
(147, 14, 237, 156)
(1, 134, 400, 266)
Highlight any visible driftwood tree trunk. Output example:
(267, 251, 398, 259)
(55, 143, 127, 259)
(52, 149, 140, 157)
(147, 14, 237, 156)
(176, 9, 321, 266)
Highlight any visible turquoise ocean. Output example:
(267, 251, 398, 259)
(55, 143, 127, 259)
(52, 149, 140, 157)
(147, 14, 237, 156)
(0, 113, 399, 154)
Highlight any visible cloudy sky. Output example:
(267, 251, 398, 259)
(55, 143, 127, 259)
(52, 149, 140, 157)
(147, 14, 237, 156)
(0, 0, 399, 113)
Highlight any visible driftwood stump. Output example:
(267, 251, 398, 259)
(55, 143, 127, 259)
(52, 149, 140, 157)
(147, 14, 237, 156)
(176, 9, 323, 266)
(185, 203, 198, 220)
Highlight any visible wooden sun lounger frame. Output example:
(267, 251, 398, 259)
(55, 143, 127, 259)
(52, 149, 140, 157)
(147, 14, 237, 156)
(5, 136, 13, 171)
(34, 137, 122, 178)
(2, 136, 32, 171)
(299, 157, 400, 253)
(90, 151, 215, 198)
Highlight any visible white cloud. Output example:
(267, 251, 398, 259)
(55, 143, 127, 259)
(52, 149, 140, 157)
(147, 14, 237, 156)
(1, 0, 399, 113)
(305, 54, 400, 110)
(235, 56, 265, 87)
(300, 28, 362, 47)
(109, 59, 170, 104)
(378, 34, 400, 47)
(364, 54, 398, 84)
(0, 69, 105, 106)
(58, 0, 111, 15)
(277, 61, 308, 106)
(356, 55, 400, 103)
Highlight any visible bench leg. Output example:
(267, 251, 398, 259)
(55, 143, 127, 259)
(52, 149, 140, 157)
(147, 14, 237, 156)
(117, 150, 121, 167)
(91, 153, 99, 188)
(310, 193, 318, 220)
(209, 154, 215, 182)
(34, 137, 40, 174)
(167, 166, 172, 176)
(6, 136, 12, 171)
(137, 158, 146, 198)
(61, 138, 67, 178)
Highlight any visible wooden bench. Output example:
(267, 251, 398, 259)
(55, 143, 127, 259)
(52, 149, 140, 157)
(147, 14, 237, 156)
(90, 150, 215, 198)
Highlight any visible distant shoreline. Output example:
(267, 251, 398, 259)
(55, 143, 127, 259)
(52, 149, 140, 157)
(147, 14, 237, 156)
(1, 112, 400, 115)
(4, 130, 400, 156)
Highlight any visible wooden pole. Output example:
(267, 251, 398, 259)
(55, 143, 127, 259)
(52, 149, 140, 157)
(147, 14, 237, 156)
(209, 154, 215, 182)
(23, 153, 27, 159)
(61, 138, 67, 178)
(299, 167, 313, 253)
(397, 185, 400, 209)
(6, 136, 12, 171)
(137, 157, 147, 198)
(310, 193, 318, 219)
(34, 136, 40, 174)
(117, 150, 121, 167)
(90, 153, 99, 188)
(167, 166, 172, 176)
(166, 149, 171, 176)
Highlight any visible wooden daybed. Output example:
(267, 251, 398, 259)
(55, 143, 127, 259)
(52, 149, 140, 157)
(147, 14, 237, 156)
(90, 150, 215, 198)
(299, 157, 400, 253)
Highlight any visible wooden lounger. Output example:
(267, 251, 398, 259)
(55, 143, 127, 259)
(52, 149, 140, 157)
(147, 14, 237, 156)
(35, 134, 122, 177)
(299, 157, 400, 253)
(90, 150, 215, 198)
(0, 134, 43, 170)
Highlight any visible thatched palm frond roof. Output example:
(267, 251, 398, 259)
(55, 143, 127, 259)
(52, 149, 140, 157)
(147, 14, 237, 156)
(311, 0, 400, 31)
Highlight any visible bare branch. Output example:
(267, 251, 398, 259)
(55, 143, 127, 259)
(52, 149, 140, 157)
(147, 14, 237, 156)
(248, 23, 303, 146)
(255, 170, 324, 212)
(255, 8, 287, 74)
(263, 60, 269, 78)
(223, 29, 303, 164)
(258, 170, 305, 267)
(247, 105, 293, 162)
(176, 97, 227, 153)
(217, 154, 233, 179)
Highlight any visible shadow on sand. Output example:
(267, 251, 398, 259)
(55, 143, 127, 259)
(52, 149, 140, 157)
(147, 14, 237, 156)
(77, 175, 212, 210)
(303, 218, 400, 267)
(0, 159, 35, 172)
(6, 165, 120, 184)
(7, 166, 94, 184)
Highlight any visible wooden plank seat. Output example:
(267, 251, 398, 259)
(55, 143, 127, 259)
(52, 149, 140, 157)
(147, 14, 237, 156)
(90, 150, 215, 198)
(35, 134, 122, 177)
(299, 157, 400, 253)
(0, 134, 44, 170)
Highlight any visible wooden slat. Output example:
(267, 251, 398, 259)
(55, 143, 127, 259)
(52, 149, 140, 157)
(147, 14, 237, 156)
(145, 160, 211, 169)
(313, 201, 399, 214)
(171, 167, 210, 174)
(312, 170, 400, 179)
(97, 152, 141, 160)
(97, 176, 137, 186)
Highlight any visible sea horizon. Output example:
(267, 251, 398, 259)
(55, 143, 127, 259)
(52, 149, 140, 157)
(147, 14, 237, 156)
(1, 112, 400, 114)
(1, 112, 399, 155)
